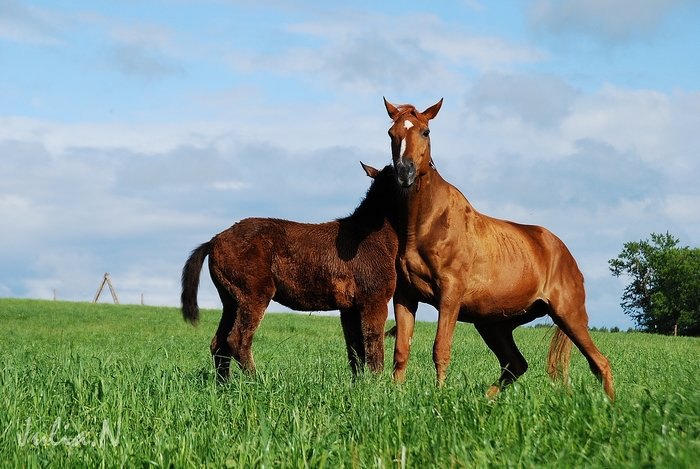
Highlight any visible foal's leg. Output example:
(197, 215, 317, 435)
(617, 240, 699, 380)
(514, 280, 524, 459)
(211, 307, 236, 381)
(550, 299, 615, 400)
(226, 294, 271, 374)
(475, 322, 528, 398)
(210, 282, 237, 381)
(392, 292, 418, 383)
(340, 308, 365, 376)
(360, 303, 389, 374)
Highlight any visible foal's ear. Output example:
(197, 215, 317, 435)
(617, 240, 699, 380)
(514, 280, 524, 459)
(383, 97, 400, 120)
(360, 161, 380, 179)
(422, 98, 443, 120)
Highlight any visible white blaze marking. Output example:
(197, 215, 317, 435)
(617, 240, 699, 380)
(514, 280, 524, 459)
(399, 120, 413, 159)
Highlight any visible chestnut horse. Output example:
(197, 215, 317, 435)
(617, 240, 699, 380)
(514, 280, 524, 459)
(181, 164, 399, 379)
(383, 98, 614, 400)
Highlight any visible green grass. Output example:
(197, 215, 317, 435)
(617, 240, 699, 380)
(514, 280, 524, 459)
(1, 298, 698, 467)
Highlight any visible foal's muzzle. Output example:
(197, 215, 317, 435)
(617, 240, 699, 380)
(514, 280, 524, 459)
(395, 160, 416, 187)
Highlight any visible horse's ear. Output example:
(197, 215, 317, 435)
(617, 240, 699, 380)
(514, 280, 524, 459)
(383, 97, 400, 120)
(360, 161, 380, 179)
(422, 98, 443, 120)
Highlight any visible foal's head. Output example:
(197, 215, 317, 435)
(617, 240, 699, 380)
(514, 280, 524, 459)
(358, 162, 401, 213)
(384, 97, 443, 188)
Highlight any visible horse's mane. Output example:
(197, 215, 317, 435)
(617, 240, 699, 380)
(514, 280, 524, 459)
(391, 104, 419, 122)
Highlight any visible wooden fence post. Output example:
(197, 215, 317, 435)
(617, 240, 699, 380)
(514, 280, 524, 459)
(93, 273, 120, 304)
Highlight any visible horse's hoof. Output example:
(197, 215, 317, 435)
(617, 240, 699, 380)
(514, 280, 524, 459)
(486, 385, 501, 400)
(392, 368, 407, 383)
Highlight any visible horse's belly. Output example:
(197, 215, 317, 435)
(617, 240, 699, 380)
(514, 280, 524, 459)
(273, 275, 355, 311)
(459, 289, 543, 322)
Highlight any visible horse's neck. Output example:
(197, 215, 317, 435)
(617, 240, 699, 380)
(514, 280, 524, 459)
(404, 170, 475, 244)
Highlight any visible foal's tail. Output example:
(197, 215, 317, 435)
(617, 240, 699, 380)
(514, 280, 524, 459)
(547, 326, 573, 384)
(181, 241, 212, 325)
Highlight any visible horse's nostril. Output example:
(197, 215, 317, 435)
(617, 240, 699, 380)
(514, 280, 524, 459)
(395, 160, 417, 187)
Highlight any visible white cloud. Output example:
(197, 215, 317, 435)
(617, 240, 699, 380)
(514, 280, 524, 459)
(462, 0, 485, 12)
(466, 72, 578, 127)
(210, 180, 250, 191)
(561, 87, 700, 184)
(0, 117, 225, 155)
(99, 21, 186, 79)
(529, 0, 695, 42)
(232, 12, 546, 94)
(662, 194, 700, 243)
(0, 0, 64, 45)
(104, 43, 184, 79)
(419, 32, 547, 70)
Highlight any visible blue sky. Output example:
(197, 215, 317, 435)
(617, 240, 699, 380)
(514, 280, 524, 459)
(1, 0, 699, 328)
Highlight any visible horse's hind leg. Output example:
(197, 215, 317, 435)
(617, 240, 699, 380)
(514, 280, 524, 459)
(475, 322, 528, 398)
(550, 300, 615, 400)
(227, 294, 270, 374)
(340, 308, 365, 376)
(211, 282, 237, 381)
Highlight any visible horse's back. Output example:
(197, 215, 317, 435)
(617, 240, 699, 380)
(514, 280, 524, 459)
(208, 217, 284, 282)
(476, 212, 577, 265)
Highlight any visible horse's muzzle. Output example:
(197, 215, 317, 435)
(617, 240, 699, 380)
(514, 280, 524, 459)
(395, 160, 416, 187)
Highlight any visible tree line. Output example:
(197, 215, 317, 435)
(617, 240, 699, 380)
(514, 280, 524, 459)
(609, 232, 700, 336)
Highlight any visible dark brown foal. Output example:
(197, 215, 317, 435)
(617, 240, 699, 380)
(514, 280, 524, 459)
(181, 164, 400, 380)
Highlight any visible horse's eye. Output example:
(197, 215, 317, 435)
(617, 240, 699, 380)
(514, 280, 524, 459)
(422, 128, 430, 137)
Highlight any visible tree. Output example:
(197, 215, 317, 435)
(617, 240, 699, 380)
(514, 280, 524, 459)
(609, 232, 700, 336)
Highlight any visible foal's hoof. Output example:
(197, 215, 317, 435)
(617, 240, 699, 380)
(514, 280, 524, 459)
(486, 385, 501, 400)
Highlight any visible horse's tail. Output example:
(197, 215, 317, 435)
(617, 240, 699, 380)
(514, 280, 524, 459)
(384, 325, 398, 338)
(181, 241, 212, 325)
(547, 326, 573, 384)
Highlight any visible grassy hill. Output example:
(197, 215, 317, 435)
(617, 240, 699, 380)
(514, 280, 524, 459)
(1, 298, 698, 467)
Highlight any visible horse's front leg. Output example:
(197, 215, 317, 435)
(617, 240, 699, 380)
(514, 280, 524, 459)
(361, 303, 389, 374)
(433, 296, 461, 386)
(392, 290, 418, 383)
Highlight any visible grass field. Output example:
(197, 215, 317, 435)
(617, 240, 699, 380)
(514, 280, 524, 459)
(1, 298, 698, 467)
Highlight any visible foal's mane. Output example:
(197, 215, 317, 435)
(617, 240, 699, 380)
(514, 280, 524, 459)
(344, 165, 395, 222)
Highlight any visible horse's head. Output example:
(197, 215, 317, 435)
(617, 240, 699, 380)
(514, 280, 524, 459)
(383, 97, 443, 188)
